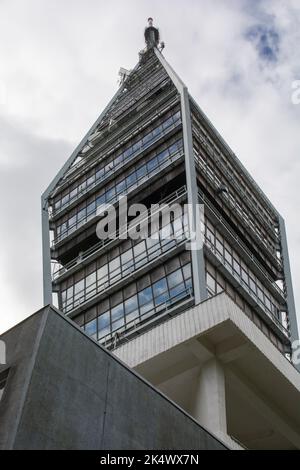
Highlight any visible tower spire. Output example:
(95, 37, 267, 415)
(144, 17, 160, 49)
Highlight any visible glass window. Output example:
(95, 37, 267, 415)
(121, 250, 134, 273)
(85, 318, 97, 339)
(207, 272, 216, 294)
(134, 240, 146, 261)
(96, 168, 105, 181)
(109, 257, 121, 276)
(241, 269, 249, 284)
(169, 282, 186, 300)
(111, 303, 124, 322)
(97, 265, 108, 289)
(152, 278, 168, 297)
(68, 215, 76, 231)
(96, 194, 105, 207)
(162, 117, 173, 129)
(142, 132, 153, 146)
(114, 154, 123, 167)
(136, 165, 147, 180)
(132, 142, 141, 153)
(152, 125, 162, 138)
(87, 201, 96, 216)
(98, 311, 110, 338)
(116, 180, 126, 194)
(216, 238, 223, 256)
(126, 172, 137, 187)
(154, 291, 169, 307)
(168, 141, 180, 154)
(77, 207, 86, 222)
(125, 295, 138, 314)
(106, 187, 116, 202)
(138, 286, 153, 306)
(147, 157, 158, 172)
(233, 258, 240, 275)
(249, 277, 256, 294)
(167, 269, 184, 289)
(145, 238, 161, 264)
(70, 187, 77, 200)
(87, 174, 95, 187)
(112, 317, 125, 332)
(86, 272, 96, 298)
(257, 287, 264, 302)
(183, 263, 192, 281)
(74, 279, 84, 300)
(123, 147, 133, 160)
(157, 149, 169, 164)
(224, 249, 232, 266)
(125, 295, 139, 323)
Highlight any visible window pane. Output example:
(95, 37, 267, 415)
(152, 278, 168, 297)
(207, 272, 216, 293)
(136, 165, 146, 180)
(111, 303, 124, 322)
(85, 318, 97, 339)
(124, 295, 138, 314)
(138, 286, 152, 306)
(98, 311, 110, 338)
(167, 269, 184, 288)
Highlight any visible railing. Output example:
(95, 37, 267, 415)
(195, 154, 282, 269)
(60, 78, 174, 184)
(51, 117, 182, 219)
(204, 236, 289, 338)
(62, 234, 188, 315)
(193, 125, 279, 241)
(198, 191, 285, 299)
(100, 287, 194, 349)
(52, 185, 188, 280)
(52, 147, 184, 246)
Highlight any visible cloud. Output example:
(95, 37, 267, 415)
(246, 24, 280, 63)
(0, 0, 299, 335)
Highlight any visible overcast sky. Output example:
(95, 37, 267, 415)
(0, 0, 299, 334)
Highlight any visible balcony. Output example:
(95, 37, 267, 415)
(51, 145, 184, 248)
(51, 113, 182, 220)
(204, 237, 289, 342)
(52, 185, 188, 281)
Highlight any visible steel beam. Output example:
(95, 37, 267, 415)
(278, 216, 299, 351)
(154, 49, 207, 304)
(41, 77, 136, 306)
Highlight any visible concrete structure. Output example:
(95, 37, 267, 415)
(39, 20, 300, 449)
(0, 306, 226, 450)
(115, 292, 300, 449)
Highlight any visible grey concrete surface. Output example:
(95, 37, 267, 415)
(0, 306, 227, 450)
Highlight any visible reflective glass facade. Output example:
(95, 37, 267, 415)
(44, 46, 294, 357)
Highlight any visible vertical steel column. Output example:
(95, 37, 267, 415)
(181, 87, 207, 304)
(278, 216, 299, 350)
(40, 78, 134, 306)
(41, 197, 52, 305)
(154, 49, 207, 304)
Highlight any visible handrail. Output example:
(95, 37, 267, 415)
(101, 286, 194, 348)
(62, 234, 188, 314)
(198, 191, 285, 299)
(52, 185, 188, 280)
(204, 237, 289, 338)
(59, 78, 174, 185)
(193, 125, 279, 241)
(51, 117, 182, 219)
(52, 147, 184, 246)
(196, 155, 282, 268)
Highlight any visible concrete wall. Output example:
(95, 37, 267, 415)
(0, 306, 226, 450)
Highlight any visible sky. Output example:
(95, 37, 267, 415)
(0, 0, 299, 334)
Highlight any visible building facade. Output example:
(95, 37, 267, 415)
(41, 20, 300, 449)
